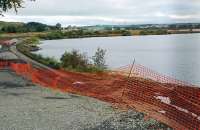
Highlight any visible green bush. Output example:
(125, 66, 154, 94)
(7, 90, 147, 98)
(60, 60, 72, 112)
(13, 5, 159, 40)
(38, 31, 64, 40)
(139, 29, 168, 35)
(17, 42, 107, 73)
(122, 30, 132, 36)
(60, 48, 107, 72)
(27, 53, 60, 69)
(92, 47, 107, 70)
(60, 50, 89, 70)
(22, 37, 40, 45)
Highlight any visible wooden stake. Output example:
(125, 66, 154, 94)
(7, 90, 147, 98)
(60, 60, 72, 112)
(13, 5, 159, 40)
(121, 58, 135, 98)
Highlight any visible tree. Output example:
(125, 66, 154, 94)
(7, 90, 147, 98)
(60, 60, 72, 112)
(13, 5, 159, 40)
(25, 22, 48, 32)
(23, 37, 40, 45)
(6, 25, 17, 33)
(56, 23, 62, 30)
(92, 47, 107, 69)
(0, 0, 35, 15)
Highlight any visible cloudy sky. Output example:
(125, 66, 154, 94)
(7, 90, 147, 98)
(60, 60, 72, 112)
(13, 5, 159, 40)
(1, 0, 200, 26)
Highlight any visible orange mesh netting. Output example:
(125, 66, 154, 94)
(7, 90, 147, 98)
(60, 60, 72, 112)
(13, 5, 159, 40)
(1, 60, 200, 129)
(115, 64, 195, 87)
(0, 60, 10, 69)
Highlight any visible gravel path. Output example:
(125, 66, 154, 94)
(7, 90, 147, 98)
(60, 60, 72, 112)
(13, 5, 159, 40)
(0, 51, 18, 60)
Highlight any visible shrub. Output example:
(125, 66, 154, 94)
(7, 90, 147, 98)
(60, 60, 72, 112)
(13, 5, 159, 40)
(60, 50, 89, 70)
(38, 31, 64, 40)
(92, 47, 107, 70)
(60, 48, 107, 72)
(26, 53, 60, 69)
(139, 29, 168, 35)
(22, 37, 40, 45)
(17, 42, 107, 73)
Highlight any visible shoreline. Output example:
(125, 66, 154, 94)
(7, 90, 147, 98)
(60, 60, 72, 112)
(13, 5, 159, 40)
(1, 31, 200, 40)
(39, 32, 200, 41)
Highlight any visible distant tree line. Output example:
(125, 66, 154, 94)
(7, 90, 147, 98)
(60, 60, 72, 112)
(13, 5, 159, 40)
(139, 29, 168, 35)
(90, 23, 200, 30)
(168, 23, 200, 30)
(0, 22, 61, 33)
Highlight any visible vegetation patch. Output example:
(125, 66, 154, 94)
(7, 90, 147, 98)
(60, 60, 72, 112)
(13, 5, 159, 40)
(17, 43, 60, 69)
(17, 40, 107, 73)
(139, 29, 168, 35)
(60, 48, 107, 72)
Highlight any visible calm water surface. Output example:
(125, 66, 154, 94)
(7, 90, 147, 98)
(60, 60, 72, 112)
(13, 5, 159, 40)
(36, 33, 200, 86)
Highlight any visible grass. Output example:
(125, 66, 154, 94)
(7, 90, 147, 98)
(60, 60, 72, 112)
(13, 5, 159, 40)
(16, 43, 61, 69)
(0, 32, 47, 39)
(16, 41, 107, 73)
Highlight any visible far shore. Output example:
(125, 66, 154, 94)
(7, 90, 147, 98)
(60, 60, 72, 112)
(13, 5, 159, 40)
(1, 29, 200, 40)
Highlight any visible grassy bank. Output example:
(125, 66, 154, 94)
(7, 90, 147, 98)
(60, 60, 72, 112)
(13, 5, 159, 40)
(16, 42, 61, 69)
(16, 38, 107, 73)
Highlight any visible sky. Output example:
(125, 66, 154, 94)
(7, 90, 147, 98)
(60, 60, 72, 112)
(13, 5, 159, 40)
(1, 0, 200, 26)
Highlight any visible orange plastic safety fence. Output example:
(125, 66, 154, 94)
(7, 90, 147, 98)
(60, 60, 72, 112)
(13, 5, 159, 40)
(1, 60, 200, 130)
(125, 78, 200, 129)
(116, 63, 196, 87)
(0, 61, 11, 69)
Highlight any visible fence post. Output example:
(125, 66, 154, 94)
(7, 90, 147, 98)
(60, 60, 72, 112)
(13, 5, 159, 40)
(121, 58, 135, 99)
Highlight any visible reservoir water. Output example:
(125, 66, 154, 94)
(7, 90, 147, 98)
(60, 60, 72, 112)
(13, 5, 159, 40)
(36, 33, 200, 86)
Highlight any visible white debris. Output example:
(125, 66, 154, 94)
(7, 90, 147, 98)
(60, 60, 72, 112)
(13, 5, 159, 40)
(154, 96, 200, 121)
(171, 105, 200, 121)
(173, 105, 189, 113)
(72, 82, 85, 87)
(154, 96, 171, 104)
(73, 82, 85, 85)
(192, 113, 198, 117)
(159, 110, 166, 114)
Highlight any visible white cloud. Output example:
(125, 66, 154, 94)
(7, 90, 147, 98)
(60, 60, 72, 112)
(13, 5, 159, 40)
(169, 14, 200, 20)
(1, 0, 200, 25)
(155, 12, 166, 17)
